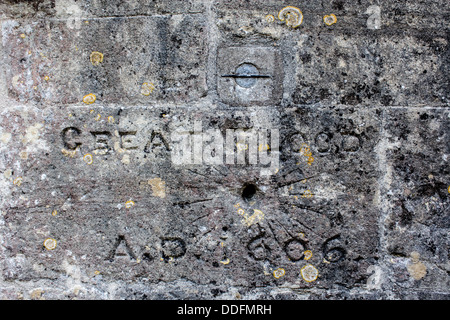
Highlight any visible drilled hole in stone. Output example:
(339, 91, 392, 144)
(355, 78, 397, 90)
(242, 183, 257, 201)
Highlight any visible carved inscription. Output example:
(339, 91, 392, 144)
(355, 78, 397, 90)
(313, 131, 361, 154)
(61, 127, 170, 155)
(161, 238, 187, 261)
(323, 236, 346, 263)
(61, 127, 82, 150)
(91, 131, 112, 154)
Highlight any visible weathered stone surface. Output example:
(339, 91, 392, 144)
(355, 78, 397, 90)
(293, 31, 448, 106)
(0, 0, 449, 300)
(1, 15, 207, 105)
(381, 108, 449, 292)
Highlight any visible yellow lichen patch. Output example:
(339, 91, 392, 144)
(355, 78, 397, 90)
(242, 209, 264, 226)
(43, 238, 57, 250)
(299, 143, 315, 166)
(82, 93, 96, 104)
(323, 14, 337, 26)
(302, 190, 313, 198)
(265, 14, 275, 23)
(237, 208, 245, 216)
(43, 75, 50, 81)
(61, 148, 77, 158)
(273, 268, 285, 279)
(125, 200, 135, 209)
(30, 289, 44, 300)
(278, 6, 303, 28)
(51, 210, 57, 216)
(141, 82, 155, 96)
(94, 270, 100, 275)
(83, 153, 93, 165)
(236, 142, 248, 151)
(90, 51, 104, 66)
(299, 144, 311, 155)
(448, 185, 450, 193)
(258, 144, 270, 152)
(300, 264, 319, 282)
(108, 116, 115, 124)
(303, 250, 313, 260)
(234, 203, 241, 208)
(20, 33, 26, 39)
(148, 178, 166, 198)
(95, 114, 101, 121)
(407, 252, 427, 280)
(13, 177, 23, 186)
(220, 258, 231, 265)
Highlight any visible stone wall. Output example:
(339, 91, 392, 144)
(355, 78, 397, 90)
(0, 0, 448, 299)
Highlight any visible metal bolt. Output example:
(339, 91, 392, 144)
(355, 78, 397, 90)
(222, 63, 270, 88)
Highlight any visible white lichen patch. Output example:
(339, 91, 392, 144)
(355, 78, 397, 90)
(125, 200, 135, 209)
(323, 14, 337, 26)
(148, 177, 166, 198)
(3, 168, 13, 179)
(300, 264, 319, 282)
(141, 82, 155, 96)
(407, 252, 427, 280)
(121, 154, 130, 165)
(303, 250, 313, 260)
(0, 132, 12, 144)
(21, 123, 43, 145)
(90, 51, 104, 66)
(83, 94, 96, 104)
(273, 268, 285, 279)
(13, 176, 23, 186)
(278, 6, 303, 28)
(43, 238, 57, 250)
(83, 153, 93, 165)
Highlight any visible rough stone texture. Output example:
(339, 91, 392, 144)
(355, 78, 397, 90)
(0, 0, 448, 300)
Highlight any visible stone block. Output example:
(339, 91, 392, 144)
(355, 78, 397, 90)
(1, 15, 207, 105)
(382, 108, 449, 291)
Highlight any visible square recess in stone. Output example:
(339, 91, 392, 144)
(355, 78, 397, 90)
(217, 46, 283, 106)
